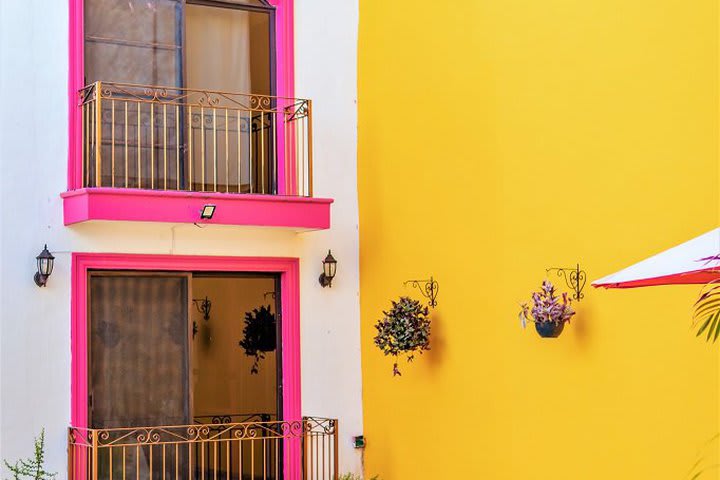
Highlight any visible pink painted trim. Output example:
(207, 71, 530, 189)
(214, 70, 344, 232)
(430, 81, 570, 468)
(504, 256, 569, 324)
(270, 0, 294, 194)
(61, 188, 332, 229)
(68, 0, 296, 193)
(271, 0, 294, 101)
(71, 253, 302, 477)
(68, 0, 84, 189)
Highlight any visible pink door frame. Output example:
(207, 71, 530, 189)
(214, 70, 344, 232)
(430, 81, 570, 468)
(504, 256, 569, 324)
(67, 0, 295, 192)
(71, 253, 302, 476)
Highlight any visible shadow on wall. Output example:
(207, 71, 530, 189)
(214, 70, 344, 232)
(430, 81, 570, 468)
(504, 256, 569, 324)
(425, 310, 445, 374)
(572, 300, 593, 349)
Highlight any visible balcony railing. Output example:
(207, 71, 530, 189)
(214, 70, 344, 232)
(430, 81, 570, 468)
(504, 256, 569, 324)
(193, 413, 276, 425)
(79, 82, 313, 196)
(68, 417, 338, 480)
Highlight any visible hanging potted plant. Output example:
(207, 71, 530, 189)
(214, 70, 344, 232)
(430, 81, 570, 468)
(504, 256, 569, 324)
(374, 296, 431, 376)
(519, 280, 575, 338)
(239, 305, 276, 374)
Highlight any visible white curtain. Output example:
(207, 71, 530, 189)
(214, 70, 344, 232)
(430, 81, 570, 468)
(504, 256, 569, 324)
(186, 5, 252, 93)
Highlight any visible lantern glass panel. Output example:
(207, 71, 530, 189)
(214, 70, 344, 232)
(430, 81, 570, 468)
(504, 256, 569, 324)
(38, 258, 52, 276)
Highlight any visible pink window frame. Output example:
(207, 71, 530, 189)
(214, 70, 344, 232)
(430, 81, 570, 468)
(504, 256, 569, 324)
(70, 253, 302, 477)
(67, 0, 295, 192)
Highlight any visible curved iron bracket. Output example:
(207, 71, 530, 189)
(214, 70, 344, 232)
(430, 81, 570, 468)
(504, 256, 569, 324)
(403, 276, 439, 308)
(263, 291, 277, 300)
(546, 264, 586, 301)
(193, 296, 212, 321)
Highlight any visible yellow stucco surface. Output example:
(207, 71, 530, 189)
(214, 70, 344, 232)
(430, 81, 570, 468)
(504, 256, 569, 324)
(358, 0, 719, 478)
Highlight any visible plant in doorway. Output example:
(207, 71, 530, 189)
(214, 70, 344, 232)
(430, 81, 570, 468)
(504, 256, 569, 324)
(374, 296, 431, 376)
(3, 428, 56, 480)
(239, 305, 277, 374)
(339, 474, 381, 480)
(519, 280, 575, 338)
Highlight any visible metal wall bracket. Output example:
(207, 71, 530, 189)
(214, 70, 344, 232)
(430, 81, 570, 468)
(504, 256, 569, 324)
(192, 296, 212, 320)
(263, 291, 277, 300)
(403, 276, 439, 308)
(546, 264, 586, 301)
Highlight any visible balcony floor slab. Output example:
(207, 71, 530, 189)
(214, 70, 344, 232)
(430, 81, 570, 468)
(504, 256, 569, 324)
(61, 188, 333, 231)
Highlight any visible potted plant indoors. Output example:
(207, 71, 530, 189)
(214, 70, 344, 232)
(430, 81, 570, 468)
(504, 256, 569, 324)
(519, 280, 575, 338)
(374, 296, 431, 376)
(239, 305, 277, 374)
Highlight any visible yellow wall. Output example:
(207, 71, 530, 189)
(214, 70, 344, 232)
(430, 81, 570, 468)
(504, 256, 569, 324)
(358, 1, 719, 478)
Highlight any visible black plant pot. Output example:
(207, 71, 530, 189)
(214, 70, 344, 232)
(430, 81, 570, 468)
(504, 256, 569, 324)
(535, 321, 565, 338)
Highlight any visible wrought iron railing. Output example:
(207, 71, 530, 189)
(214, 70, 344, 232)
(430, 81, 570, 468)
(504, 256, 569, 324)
(68, 417, 338, 480)
(79, 82, 313, 196)
(194, 413, 276, 425)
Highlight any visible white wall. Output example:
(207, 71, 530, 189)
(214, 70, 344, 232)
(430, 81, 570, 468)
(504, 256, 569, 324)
(0, 0, 361, 476)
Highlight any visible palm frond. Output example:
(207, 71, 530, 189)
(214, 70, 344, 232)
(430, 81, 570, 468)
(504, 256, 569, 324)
(686, 433, 719, 479)
(693, 281, 720, 343)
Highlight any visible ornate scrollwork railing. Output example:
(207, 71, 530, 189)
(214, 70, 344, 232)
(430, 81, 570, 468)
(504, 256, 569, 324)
(78, 81, 313, 196)
(68, 417, 338, 480)
(193, 413, 276, 425)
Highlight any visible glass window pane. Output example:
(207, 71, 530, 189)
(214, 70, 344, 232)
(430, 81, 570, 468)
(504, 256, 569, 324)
(186, 4, 272, 94)
(90, 275, 189, 429)
(85, 42, 181, 86)
(85, 0, 182, 85)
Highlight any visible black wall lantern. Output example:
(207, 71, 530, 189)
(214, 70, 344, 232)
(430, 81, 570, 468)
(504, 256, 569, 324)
(319, 250, 337, 288)
(34, 245, 55, 287)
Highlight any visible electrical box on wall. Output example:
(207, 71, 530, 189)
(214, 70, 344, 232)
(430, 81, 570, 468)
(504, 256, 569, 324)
(353, 435, 365, 449)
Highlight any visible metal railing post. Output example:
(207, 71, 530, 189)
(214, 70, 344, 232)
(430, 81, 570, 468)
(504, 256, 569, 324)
(333, 419, 339, 480)
(94, 81, 103, 187)
(302, 418, 308, 480)
(67, 428, 73, 480)
(306, 100, 313, 197)
(91, 429, 99, 480)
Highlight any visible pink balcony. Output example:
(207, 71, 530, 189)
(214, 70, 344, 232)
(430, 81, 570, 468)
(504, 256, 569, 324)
(62, 82, 332, 230)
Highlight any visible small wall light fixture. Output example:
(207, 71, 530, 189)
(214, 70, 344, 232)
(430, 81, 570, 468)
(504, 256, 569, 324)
(353, 435, 366, 449)
(200, 204, 216, 220)
(319, 250, 338, 288)
(34, 245, 55, 287)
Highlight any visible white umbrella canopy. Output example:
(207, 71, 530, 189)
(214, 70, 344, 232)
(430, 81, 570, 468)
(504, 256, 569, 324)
(592, 228, 720, 288)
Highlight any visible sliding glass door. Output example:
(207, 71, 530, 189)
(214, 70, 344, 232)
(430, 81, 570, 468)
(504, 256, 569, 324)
(87, 271, 284, 479)
(89, 273, 190, 479)
(89, 274, 190, 429)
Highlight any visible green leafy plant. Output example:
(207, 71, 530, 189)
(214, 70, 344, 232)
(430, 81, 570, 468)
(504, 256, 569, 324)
(239, 305, 276, 374)
(339, 474, 380, 480)
(3, 429, 56, 480)
(693, 281, 720, 342)
(374, 296, 431, 376)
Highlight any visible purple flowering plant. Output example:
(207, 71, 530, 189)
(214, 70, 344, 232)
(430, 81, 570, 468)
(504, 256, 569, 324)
(519, 280, 575, 328)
